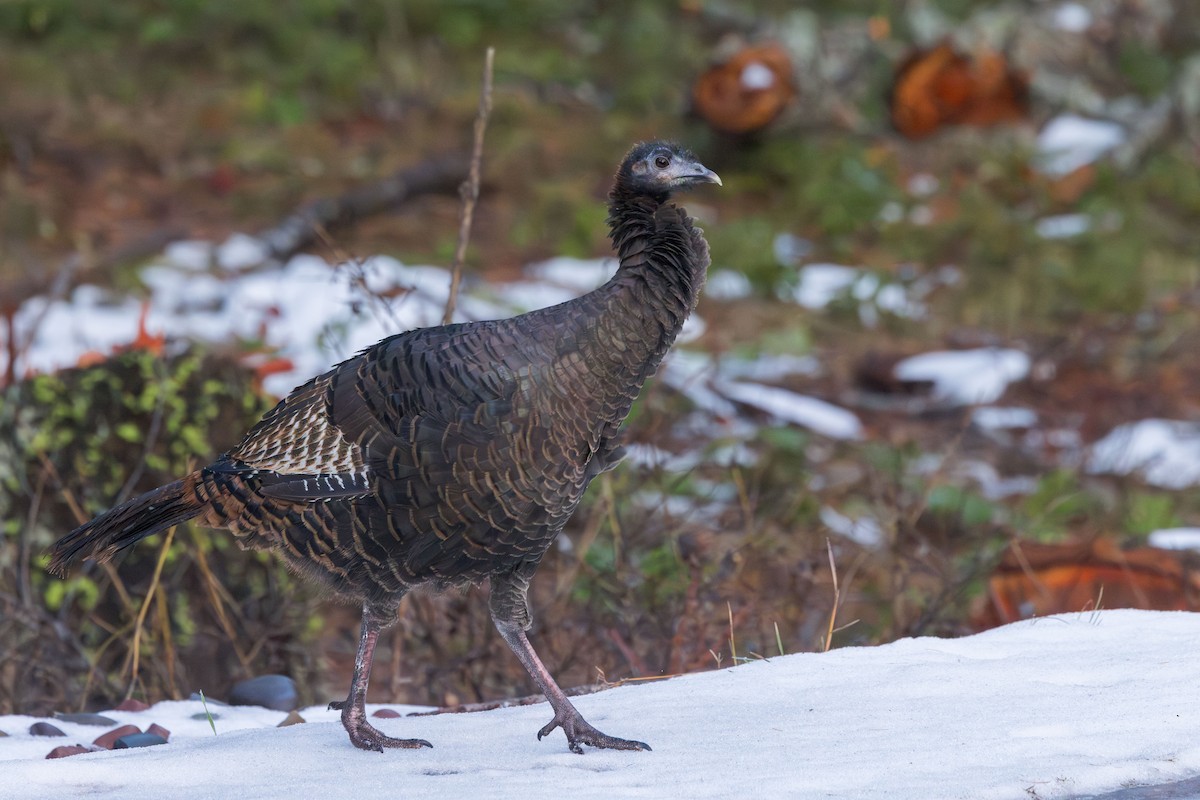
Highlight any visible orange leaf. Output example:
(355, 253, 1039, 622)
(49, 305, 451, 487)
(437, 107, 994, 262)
(890, 41, 1029, 139)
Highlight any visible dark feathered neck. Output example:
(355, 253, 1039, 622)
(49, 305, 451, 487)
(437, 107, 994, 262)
(605, 185, 706, 309)
(590, 183, 708, 373)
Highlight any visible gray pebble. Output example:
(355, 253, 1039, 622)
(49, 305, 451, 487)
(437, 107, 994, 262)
(229, 675, 298, 712)
(29, 722, 66, 737)
(54, 712, 119, 727)
(113, 732, 168, 749)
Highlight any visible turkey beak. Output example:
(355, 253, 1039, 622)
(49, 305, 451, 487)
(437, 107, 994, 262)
(687, 162, 722, 187)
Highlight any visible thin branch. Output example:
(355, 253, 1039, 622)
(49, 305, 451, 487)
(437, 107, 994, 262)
(823, 538, 841, 653)
(126, 525, 176, 699)
(443, 46, 495, 325)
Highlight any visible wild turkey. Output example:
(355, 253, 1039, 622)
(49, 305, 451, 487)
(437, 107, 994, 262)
(49, 140, 721, 753)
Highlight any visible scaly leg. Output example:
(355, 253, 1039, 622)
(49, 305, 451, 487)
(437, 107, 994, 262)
(490, 573, 649, 754)
(334, 599, 432, 752)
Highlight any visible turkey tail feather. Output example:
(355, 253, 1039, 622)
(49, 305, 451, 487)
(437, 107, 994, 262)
(48, 473, 204, 576)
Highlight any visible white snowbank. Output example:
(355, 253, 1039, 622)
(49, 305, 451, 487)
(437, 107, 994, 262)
(1087, 419, 1200, 489)
(894, 348, 1031, 406)
(1148, 528, 1200, 551)
(716, 381, 865, 440)
(4, 611, 1200, 799)
(1035, 213, 1091, 239)
(1036, 115, 1127, 177)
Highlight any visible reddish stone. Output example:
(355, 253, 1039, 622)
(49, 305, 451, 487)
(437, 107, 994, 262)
(115, 698, 151, 712)
(371, 708, 402, 718)
(147, 723, 171, 741)
(93, 724, 142, 750)
(46, 745, 94, 759)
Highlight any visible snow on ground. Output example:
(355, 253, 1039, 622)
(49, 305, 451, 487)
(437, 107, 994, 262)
(1087, 419, 1200, 489)
(1148, 528, 1200, 552)
(1036, 115, 1127, 177)
(3, 610, 1200, 799)
(1, 236, 1154, 519)
(894, 347, 1031, 406)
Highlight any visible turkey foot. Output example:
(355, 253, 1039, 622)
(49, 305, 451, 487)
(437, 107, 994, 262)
(538, 709, 651, 754)
(342, 705, 432, 752)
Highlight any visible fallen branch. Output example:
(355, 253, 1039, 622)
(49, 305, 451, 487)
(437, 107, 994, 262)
(258, 153, 469, 262)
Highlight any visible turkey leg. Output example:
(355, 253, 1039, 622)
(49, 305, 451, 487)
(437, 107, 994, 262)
(332, 599, 433, 752)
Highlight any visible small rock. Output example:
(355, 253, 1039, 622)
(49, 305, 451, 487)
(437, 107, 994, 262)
(113, 732, 168, 749)
(277, 710, 306, 728)
(147, 723, 171, 741)
(115, 698, 151, 712)
(46, 745, 96, 759)
(94, 725, 142, 750)
(228, 675, 297, 712)
(190, 712, 220, 721)
(54, 712, 119, 727)
(372, 708, 402, 719)
(29, 722, 66, 737)
(0, 729, 7, 737)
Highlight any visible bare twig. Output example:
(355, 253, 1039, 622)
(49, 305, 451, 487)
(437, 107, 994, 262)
(727, 600, 738, 664)
(823, 538, 840, 653)
(313, 224, 406, 333)
(126, 525, 176, 699)
(443, 46, 495, 325)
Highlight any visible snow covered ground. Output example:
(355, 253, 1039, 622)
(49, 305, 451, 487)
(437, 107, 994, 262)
(3, 610, 1200, 800)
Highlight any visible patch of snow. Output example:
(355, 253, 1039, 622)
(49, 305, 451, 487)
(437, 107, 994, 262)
(894, 348, 1031, 406)
(1036, 115, 1127, 177)
(1036, 213, 1092, 239)
(705, 269, 753, 300)
(215, 233, 270, 271)
(1087, 419, 1200, 489)
(717, 353, 821, 382)
(788, 264, 927, 323)
(907, 204, 934, 226)
(773, 233, 813, 266)
(4, 612, 1200, 799)
(1052, 2, 1093, 32)
(623, 443, 703, 473)
(632, 490, 730, 520)
(972, 406, 1038, 430)
(11, 288, 143, 376)
(162, 240, 214, 272)
(677, 314, 706, 344)
(715, 381, 864, 440)
(790, 263, 860, 309)
(906, 173, 939, 197)
(489, 282, 580, 312)
(956, 460, 1039, 500)
(524, 257, 617, 293)
(660, 352, 739, 419)
(739, 61, 776, 90)
(877, 201, 904, 225)
(820, 506, 886, 547)
(1147, 528, 1200, 552)
(9, 247, 615, 397)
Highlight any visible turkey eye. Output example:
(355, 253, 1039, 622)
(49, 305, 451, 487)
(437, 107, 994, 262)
(654, 156, 670, 169)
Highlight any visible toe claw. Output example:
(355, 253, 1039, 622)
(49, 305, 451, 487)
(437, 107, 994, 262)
(538, 710, 649, 754)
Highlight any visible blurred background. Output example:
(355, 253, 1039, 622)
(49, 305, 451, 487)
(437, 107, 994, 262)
(3, 0, 1200, 717)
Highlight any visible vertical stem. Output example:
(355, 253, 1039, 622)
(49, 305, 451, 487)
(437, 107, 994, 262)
(443, 46, 495, 325)
(824, 538, 841, 653)
(127, 525, 176, 699)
